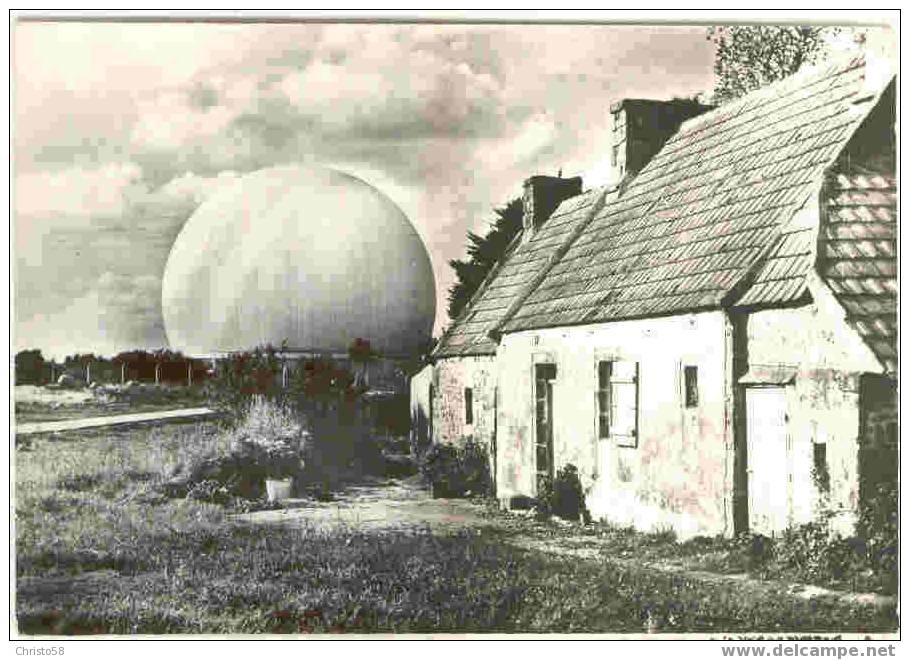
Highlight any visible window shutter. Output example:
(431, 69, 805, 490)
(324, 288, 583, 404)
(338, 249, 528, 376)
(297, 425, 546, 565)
(611, 360, 639, 448)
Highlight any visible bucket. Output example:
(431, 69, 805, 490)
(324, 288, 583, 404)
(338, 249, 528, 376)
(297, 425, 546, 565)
(265, 478, 293, 502)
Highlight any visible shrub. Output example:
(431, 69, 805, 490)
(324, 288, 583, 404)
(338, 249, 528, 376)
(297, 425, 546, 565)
(771, 521, 864, 584)
(730, 532, 774, 571)
(233, 397, 308, 476)
(460, 441, 493, 496)
(537, 464, 590, 522)
(857, 482, 898, 591)
(419, 440, 491, 498)
(166, 398, 309, 500)
(204, 345, 284, 415)
(751, 492, 897, 593)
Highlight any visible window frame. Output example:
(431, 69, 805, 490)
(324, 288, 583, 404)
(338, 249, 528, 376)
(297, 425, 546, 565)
(596, 358, 639, 448)
(683, 364, 699, 409)
(464, 387, 473, 426)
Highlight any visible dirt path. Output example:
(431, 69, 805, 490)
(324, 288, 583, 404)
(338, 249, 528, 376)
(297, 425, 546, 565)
(234, 478, 492, 532)
(238, 480, 895, 611)
(15, 407, 216, 435)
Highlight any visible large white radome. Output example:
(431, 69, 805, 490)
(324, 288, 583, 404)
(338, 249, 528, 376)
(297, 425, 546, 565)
(161, 165, 436, 356)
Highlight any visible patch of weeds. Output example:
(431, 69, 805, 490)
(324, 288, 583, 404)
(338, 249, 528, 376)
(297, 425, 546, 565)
(56, 473, 103, 492)
(302, 480, 335, 502)
(32, 492, 85, 515)
(186, 479, 236, 506)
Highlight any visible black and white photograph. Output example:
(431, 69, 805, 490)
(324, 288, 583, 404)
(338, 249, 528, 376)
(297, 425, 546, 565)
(9, 10, 900, 644)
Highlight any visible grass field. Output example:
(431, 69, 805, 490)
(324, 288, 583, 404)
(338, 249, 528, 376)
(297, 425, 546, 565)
(14, 384, 207, 424)
(14, 420, 897, 635)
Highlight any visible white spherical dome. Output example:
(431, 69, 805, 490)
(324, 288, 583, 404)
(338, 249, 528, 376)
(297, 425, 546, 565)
(161, 165, 436, 356)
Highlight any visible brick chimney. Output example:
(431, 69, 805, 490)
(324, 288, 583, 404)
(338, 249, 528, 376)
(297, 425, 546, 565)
(610, 98, 713, 181)
(522, 174, 583, 238)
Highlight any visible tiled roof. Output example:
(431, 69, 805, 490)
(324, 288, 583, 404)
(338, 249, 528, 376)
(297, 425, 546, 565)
(733, 228, 815, 307)
(434, 187, 608, 357)
(820, 169, 897, 374)
(499, 56, 891, 333)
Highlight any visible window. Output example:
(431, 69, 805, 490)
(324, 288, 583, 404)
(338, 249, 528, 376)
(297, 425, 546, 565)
(597, 361, 610, 438)
(684, 365, 699, 408)
(597, 360, 639, 447)
(535, 364, 557, 491)
(464, 387, 473, 425)
(813, 442, 830, 493)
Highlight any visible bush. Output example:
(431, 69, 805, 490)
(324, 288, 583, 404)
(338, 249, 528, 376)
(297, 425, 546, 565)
(204, 346, 284, 415)
(771, 522, 865, 584)
(166, 398, 309, 500)
(858, 482, 898, 580)
(537, 464, 590, 522)
(419, 440, 492, 498)
(744, 492, 897, 593)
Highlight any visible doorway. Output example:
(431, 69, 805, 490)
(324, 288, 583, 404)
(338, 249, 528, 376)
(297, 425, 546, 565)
(745, 386, 790, 535)
(534, 363, 557, 494)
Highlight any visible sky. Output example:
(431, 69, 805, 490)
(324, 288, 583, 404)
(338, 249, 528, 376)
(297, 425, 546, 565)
(13, 19, 858, 359)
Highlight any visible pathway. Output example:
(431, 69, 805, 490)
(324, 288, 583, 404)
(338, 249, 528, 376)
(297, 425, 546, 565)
(15, 407, 216, 435)
(234, 478, 492, 532)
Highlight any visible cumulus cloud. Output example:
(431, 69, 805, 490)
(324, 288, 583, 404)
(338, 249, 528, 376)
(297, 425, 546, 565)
(153, 170, 241, 206)
(278, 43, 503, 139)
(14, 167, 239, 343)
(131, 91, 237, 153)
(15, 161, 145, 219)
(16, 270, 167, 360)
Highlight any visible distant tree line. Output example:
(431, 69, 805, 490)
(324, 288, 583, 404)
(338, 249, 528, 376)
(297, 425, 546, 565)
(13, 348, 210, 386)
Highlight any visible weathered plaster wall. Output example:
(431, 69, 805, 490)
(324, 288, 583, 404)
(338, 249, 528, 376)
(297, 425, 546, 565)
(495, 311, 733, 538)
(409, 364, 434, 449)
(744, 277, 883, 535)
(432, 356, 498, 449)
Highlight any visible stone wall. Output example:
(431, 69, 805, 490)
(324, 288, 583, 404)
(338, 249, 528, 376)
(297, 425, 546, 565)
(495, 311, 734, 539)
(432, 355, 497, 450)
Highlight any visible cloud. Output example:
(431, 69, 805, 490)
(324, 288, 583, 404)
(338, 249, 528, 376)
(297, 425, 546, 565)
(131, 91, 237, 153)
(14, 161, 145, 219)
(478, 112, 559, 171)
(14, 167, 238, 341)
(153, 170, 241, 206)
(277, 43, 503, 139)
(16, 271, 167, 360)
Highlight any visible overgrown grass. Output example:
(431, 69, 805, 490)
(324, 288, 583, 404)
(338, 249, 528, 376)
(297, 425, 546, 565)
(14, 383, 207, 424)
(489, 514, 898, 597)
(15, 422, 898, 635)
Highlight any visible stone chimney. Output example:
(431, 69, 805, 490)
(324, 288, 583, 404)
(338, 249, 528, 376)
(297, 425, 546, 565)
(610, 98, 714, 181)
(522, 174, 583, 238)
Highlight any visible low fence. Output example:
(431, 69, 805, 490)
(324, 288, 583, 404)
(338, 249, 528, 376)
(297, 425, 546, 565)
(24, 359, 212, 387)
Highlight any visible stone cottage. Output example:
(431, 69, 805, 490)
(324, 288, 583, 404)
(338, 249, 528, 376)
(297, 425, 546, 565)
(411, 54, 897, 539)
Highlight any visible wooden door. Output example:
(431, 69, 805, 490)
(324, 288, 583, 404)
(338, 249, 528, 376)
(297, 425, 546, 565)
(535, 364, 557, 493)
(746, 387, 790, 535)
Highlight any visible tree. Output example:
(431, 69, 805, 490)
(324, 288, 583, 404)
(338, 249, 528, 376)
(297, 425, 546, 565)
(708, 26, 853, 103)
(447, 197, 523, 320)
(15, 349, 46, 385)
